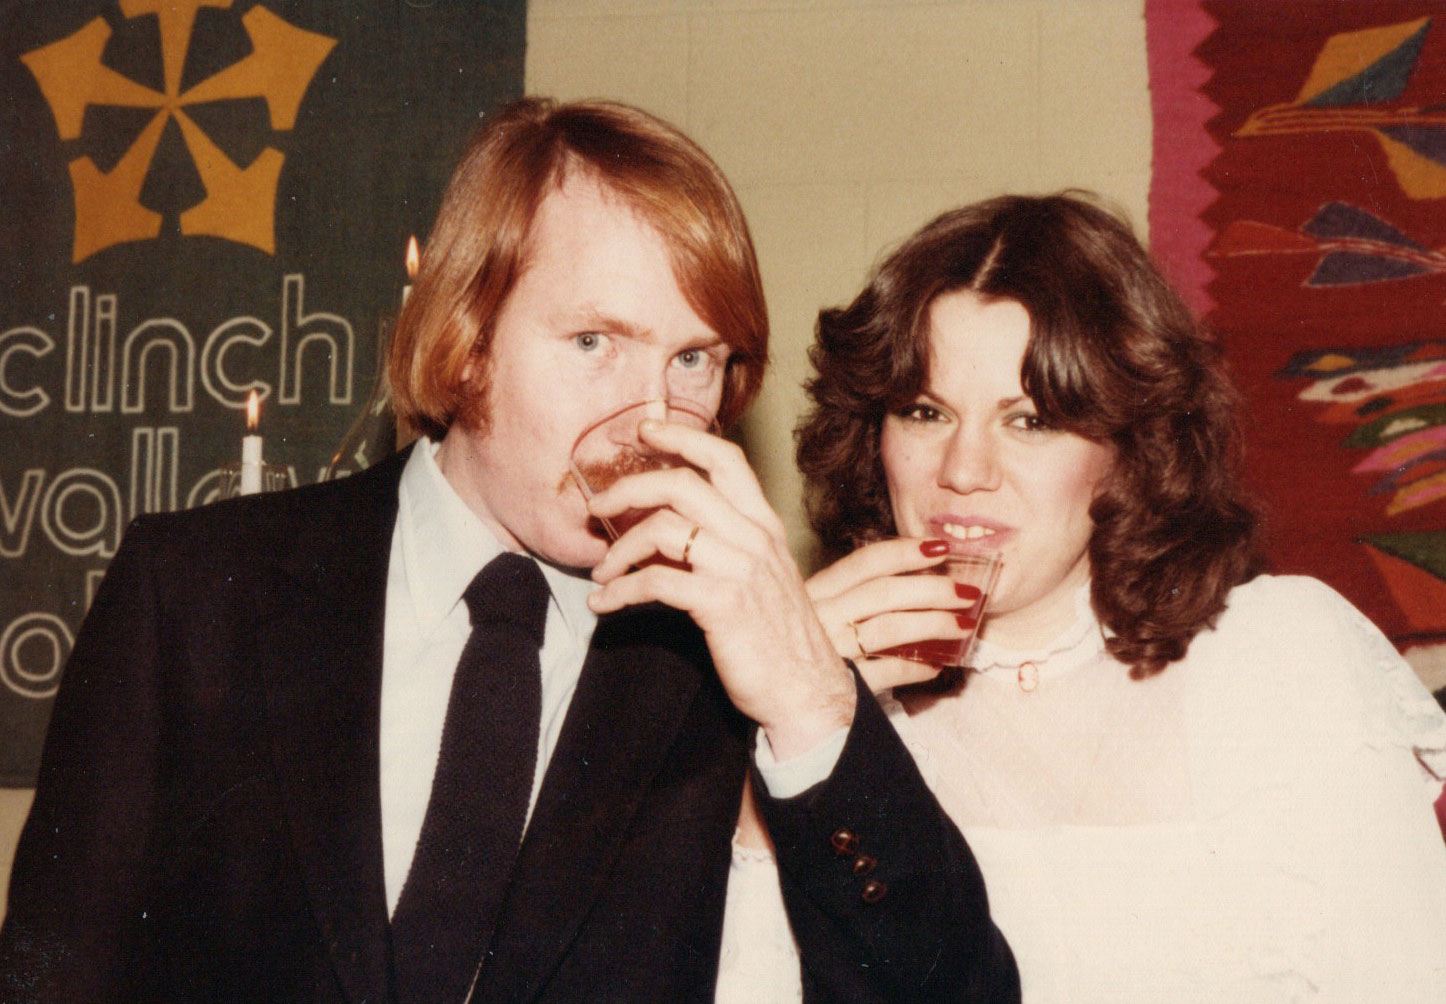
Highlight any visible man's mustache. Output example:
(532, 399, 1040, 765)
(558, 448, 672, 496)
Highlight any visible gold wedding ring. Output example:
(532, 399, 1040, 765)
(850, 619, 870, 659)
(681, 524, 700, 565)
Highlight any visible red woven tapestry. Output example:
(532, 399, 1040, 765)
(1148, 0, 1446, 649)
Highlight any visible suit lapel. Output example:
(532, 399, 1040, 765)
(476, 605, 710, 999)
(254, 453, 409, 1004)
(250, 450, 722, 1001)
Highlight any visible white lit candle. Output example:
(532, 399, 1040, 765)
(240, 390, 263, 495)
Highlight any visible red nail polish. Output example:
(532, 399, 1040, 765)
(956, 614, 977, 630)
(920, 539, 949, 557)
(954, 583, 981, 601)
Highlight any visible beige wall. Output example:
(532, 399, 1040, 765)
(1, 0, 1152, 925)
(0, 788, 32, 924)
(527, 0, 1152, 566)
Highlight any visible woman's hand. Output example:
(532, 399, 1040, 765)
(586, 418, 855, 760)
(806, 537, 975, 693)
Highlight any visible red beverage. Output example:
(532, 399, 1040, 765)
(573, 450, 673, 538)
(876, 552, 999, 668)
(569, 398, 718, 542)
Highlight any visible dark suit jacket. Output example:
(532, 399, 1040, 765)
(0, 450, 1017, 1002)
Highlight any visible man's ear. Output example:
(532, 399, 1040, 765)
(460, 348, 485, 385)
(454, 349, 491, 432)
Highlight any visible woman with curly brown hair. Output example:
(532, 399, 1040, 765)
(718, 193, 1446, 1002)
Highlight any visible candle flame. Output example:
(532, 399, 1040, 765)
(405, 235, 420, 279)
(246, 390, 259, 432)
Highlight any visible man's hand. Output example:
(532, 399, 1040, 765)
(586, 419, 854, 760)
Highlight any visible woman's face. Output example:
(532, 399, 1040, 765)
(881, 290, 1115, 647)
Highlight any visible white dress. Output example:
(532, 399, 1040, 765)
(715, 576, 1446, 1003)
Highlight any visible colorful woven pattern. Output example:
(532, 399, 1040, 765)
(1149, 1, 1446, 651)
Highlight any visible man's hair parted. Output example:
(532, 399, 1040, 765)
(388, 97, 769, 439)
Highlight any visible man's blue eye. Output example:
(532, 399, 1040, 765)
(574, 333, 602, 351)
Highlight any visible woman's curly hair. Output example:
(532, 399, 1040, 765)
(796, 192, 1264, 677)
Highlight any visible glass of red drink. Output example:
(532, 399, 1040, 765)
(878, 549, 1002, 668)
(568, 398, 718, 540)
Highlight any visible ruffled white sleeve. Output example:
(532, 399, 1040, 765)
(1330, 586, 1446, 781)
(1187, 575, 1446, 1001)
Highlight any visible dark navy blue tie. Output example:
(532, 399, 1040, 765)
(390, 553, 549, 1003)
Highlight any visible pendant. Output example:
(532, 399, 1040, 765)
(1017, 660, 1039, 693)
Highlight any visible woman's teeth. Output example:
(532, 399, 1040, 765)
(943, 523, 995, 541)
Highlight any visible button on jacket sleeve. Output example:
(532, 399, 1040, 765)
(751, 664, 1019, 1002)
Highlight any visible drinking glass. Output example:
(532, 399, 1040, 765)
(568, 398, 718, 540)
(878, 549, 1002, 668)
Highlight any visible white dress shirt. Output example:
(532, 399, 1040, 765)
(379, 441, 599, 915)
(377, 439, 846, 917)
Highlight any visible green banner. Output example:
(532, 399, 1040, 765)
(0, 0, 525, 784)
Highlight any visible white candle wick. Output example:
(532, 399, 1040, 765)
(241, 390, 263, 495)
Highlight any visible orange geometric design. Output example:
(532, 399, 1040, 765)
(1236, 17, 1446, 200)
(1363, 543, 1446, 632)
(21, 0, 336, 262)
(1295, 17, 1431, 105)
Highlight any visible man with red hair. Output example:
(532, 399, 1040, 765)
(1, 98, 1016, 1002)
